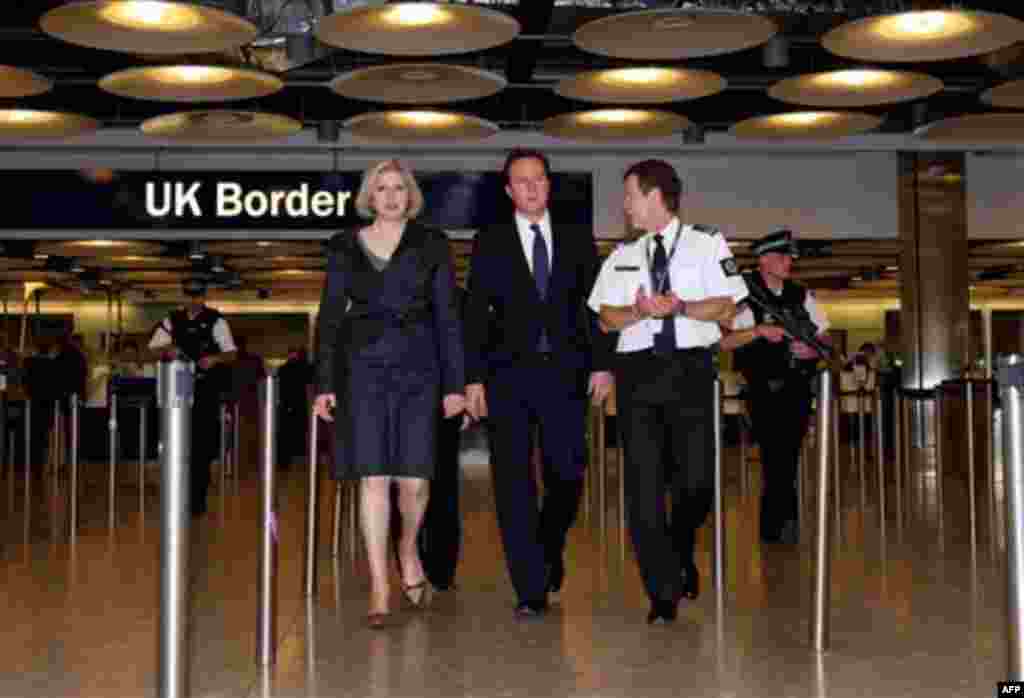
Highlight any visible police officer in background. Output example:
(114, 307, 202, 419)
(589, 159, 745, 624)
(720, 230, 830, 545)
(147, 285, 237, 516)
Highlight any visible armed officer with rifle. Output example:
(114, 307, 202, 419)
(720, 230, 831, 545)
(147, 284, 237, 517)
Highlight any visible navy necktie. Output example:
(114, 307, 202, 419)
(531, 223, 551, 352)
(652, 233, 676, 353)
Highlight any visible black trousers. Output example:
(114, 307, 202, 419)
(616, 348, 715, 604)
(748, 378, 812, 539)
(190, 376, 220, 514)
(487, 359, 587, 603)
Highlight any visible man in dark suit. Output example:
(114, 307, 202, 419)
(464, 148, 614, 617)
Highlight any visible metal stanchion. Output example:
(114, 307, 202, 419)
(894, 392, 903, 529)
(967, 380, 977, 551)
(232, 402, 240, 482)
(935, 390, 945, 532)
(157, 360, 193, 698)
(810, 369, 832, 653)
(218, 404, 228, 494)
(257, 373, 278, 667)
(23, 398, 30, 518)
(712, 377, 725, 613)
(831, 390, 841, 536)
(304, 408, 319, 598)
(69, 394, 79, 543)
(997, 354, 1024, 679)
(875, 390, 885, 525)
(108, 392, 118, 528)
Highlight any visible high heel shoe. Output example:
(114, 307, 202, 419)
(401, 579, 434, 610)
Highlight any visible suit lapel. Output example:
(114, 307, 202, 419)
(548, 218, 566, 298)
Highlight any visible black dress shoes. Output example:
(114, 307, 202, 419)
(515, 599, 549, 618)
(646, 599, 678, 625)
(681, 562, 700, 601)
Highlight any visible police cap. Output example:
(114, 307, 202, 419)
(750, 229, 799, 257)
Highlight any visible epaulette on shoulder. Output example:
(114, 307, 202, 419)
(692, 224, 721, 236)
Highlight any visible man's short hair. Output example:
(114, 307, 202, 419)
(623, 159, 682, 213)
(501, 148, 551, 186)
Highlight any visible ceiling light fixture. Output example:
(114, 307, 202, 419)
(0, 66, 53, 98)
(315, 2, 519, 56)
(730, 111, 882, 139)
(330, 64, 506, 105)
(822, 9, 1024, 62)
(573, 8, 777, 60)
(100, 65, 283, 103)
(0, 110, 100, 139)
(542, 109, 691, 141)
(141, 110, 302, 142)
(40, 1, 258, 55)
(769, 69, 942, 107)
(555, 67, 725, 105)
(345, 110, 498, 142)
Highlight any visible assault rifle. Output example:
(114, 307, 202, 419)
(739, 272, 835, 361)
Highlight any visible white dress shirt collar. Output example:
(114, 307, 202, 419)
(646, 216, 682, 251)
(514, 210, 553, 271)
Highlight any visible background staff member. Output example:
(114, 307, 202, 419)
(720, 229, 830, 544)
(147, 287, 237, 517)
(589, 159, 745, 625)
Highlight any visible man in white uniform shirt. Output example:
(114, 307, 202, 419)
(589, 159, 745, 624)
(720, 229, 830, 544)
(147, 286, 237, 516)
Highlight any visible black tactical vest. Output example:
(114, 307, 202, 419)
(167, 305, 222, 365)
(734, 271, 816, 384)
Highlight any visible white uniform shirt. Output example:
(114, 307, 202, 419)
(588, 218, 748, 353)
(514, 210, 553, 274)
(148, 308, 237, 354)
(732, 284, 829, 334)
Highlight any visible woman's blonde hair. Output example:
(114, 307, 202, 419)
(354, 159, 425, 220)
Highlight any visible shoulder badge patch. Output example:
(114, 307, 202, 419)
(693, 224, 720, 236)
(720, 257, 740, 277)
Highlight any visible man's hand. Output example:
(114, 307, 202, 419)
(757, 325, 786, 343)
(790, 340, 819, 360)
(588, 371, 613, 406)
(648, 294, 677, 318)
(313, 393, 336, 422)
(465, 383, 488, 420)
(634, 286, 654, 318)
(442, 393, 466, 419)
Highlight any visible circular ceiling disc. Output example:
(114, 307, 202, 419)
(141, 110, 302, 142)
(202, 241, 323, 257)
(329, 63, 506, 104)
(100, 65, 283, 102)
(233, 256, 323, 269)
(0, 66, 52, 98)
(916, 113, 1024, 142)
(573, 9, 777, 60)
(730, 112, 882, 139)
(40, 1, 259, 55)
(0, 110, 100, 139)
(822, 10, 1024, 62)
(982, 80, 1024, 109)
(315, 3, 520, 56)
(36, 240, 164, 257)
(542, 110, 691, 141)
(769, 69, 943, 107)
(555, 67, 726, 105)
(344, 111, 498, 142)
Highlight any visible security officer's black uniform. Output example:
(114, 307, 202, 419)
(149, 301, 235, 516)
(733, 231, 827, 544)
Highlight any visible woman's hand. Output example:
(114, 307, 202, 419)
(313, 393, 336, 422)
(442, 393, 466, 419)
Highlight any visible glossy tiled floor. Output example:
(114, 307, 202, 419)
(0, 427, 1009, 698)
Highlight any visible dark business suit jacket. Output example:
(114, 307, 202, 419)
(464, 219, 613, 382)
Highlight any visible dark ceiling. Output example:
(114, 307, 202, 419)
(4, 0, 1024, 134)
